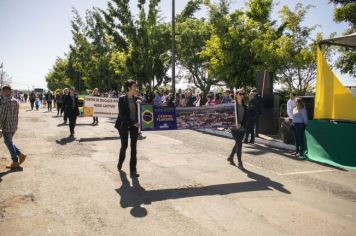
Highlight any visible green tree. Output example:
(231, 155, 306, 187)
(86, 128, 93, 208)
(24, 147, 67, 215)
(101, 0, 171, 90)
(274, 3, 318, 94)
(45, 57, 71, 91)
(176, 0, 221, 93)
(202, 0, 280, 88)
(329, 0, 356, 76)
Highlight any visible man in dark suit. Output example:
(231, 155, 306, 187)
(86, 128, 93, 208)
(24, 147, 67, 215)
(63, 87, 79, 138)
(115, 80, 141, 178)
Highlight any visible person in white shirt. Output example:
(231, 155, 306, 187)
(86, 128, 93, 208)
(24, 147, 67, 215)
(287, 92, 296, 120)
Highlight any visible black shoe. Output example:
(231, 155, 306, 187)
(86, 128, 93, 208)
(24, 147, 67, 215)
(249, 141, 254, 144)
(227, 156, 235, 165)
(117, 162, 123, 171)
(243, 139, 248, 144)
(130, 172, 140, 178)
(238, 163, 246, 171)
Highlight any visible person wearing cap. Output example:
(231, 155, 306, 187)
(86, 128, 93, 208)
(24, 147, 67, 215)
(0, 85, 27, 170)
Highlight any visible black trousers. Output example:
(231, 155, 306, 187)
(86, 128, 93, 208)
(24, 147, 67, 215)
(93, 117, 99, 123)
(230, 129, 245, 164)
(30, 101, 34, 110)
(244, 121, 255, 142)
(118, 127, 138, 173)
(69, 115, 77, 135)
(57, 103, 62, 115)
(255, 115, 260, 136)
(63, 111, 68, 122)
(47, 101, 52, 111)
(293, 123, 306, 154)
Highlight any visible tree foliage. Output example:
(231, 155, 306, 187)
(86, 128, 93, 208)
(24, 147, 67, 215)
(329, 0, 356, 77)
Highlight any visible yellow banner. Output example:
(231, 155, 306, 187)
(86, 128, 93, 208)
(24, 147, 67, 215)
(314, 47, 356, 122)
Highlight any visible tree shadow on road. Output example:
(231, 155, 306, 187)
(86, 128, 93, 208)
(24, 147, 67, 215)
(116, 169, 290, 218)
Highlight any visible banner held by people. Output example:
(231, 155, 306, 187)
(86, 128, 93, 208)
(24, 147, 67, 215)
(84, 96, 119, 118)
(140, 103, 235, 131)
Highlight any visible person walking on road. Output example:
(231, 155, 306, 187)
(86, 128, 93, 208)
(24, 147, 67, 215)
(56, 90, 64, 116)
(29, 91, 36, 110)
(92, 88, 100, 125)
(63, 87, 79, 138)
(115, 80, 141, 178)
(227, 89, 247, 171)
(0, 86, 27, 170)
(292, 98, 308, 158)
(46, 91, 54, 112)
(62, 88, 69, 124)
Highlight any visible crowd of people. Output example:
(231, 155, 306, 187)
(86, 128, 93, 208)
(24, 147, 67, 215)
(1, 83, 308, 176)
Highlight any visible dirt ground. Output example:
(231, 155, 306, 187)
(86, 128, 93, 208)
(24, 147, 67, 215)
(1, 104, 356, 236)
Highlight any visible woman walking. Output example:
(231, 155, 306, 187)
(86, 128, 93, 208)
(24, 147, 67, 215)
(92, 88, 100, 125)
(63, 87, 79, 138)
(115, 80, 141, 178)
(292, 98, 308, 157)
(227, 89, 247, 171)
(56, 90, 63, 116)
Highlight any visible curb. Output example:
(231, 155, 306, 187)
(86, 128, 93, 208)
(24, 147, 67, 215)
(196, 128, 295, 151)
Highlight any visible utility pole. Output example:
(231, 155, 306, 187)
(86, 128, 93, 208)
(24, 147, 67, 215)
(171, 0, 176, 96)
(0, 62, 3, 90)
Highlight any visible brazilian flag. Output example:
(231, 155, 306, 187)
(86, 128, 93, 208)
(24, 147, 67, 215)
(141, 105, 154, 130)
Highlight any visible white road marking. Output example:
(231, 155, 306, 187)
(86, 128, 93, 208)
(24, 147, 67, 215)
(278, 169, 338, 176)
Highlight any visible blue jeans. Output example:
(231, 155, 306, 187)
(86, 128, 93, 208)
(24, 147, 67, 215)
(3, 132, 20, 163)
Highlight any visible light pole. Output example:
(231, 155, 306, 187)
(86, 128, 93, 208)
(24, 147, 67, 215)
(171, 0, 176, 96)
(0, 62, 3, 90)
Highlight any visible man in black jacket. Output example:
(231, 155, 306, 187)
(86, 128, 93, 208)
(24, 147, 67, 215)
(63, 87, 79, 138)
(115, 80, 141, 178)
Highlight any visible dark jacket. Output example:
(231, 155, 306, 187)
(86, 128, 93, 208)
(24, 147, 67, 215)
(246, 98, 257, 123)
(235, 103, 248, 128)
(115, 95, 138, 131)
(63, 94, 80, 117)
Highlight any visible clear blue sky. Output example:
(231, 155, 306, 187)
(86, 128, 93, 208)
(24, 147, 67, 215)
(0, 0, 349, 90)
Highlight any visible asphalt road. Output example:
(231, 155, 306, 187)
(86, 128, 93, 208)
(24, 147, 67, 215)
(1, 104, 356, 235)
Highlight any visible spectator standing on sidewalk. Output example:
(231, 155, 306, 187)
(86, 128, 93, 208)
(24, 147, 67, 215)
(287, 92, 297, 120)
(243, 91, 257, 144)
(0, 86, 27, 170)
(252, 89, 262, 137)
(292, 98, 308, 157)
(92, 88, 100, 125)
(63, 87, 79, 138)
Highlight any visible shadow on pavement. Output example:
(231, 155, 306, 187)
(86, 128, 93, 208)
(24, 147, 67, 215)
(116, 169, 290, 218)
(79, 137, 119, 142)
(56, 123, 68, 127)
(244, 143, 303, 161)
(0, 168, 23, 183)
(56, 137, 75, 145)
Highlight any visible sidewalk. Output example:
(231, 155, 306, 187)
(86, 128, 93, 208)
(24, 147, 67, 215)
(197, 128, 295, 151)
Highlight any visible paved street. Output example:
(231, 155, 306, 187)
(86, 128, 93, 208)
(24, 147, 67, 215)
(1, 104, 356, 236)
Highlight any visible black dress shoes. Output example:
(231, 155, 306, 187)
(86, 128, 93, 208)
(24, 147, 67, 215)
(130, 172, 140, 178)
